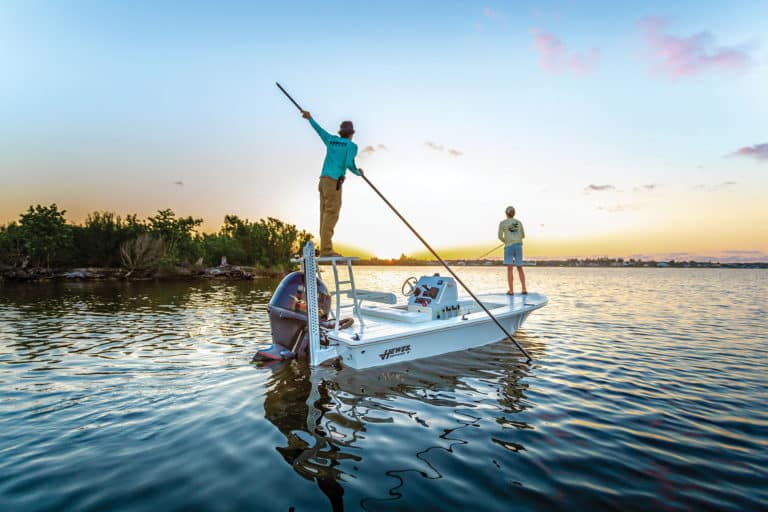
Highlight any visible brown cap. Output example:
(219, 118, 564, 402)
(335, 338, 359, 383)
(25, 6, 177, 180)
(338, 120, 355, 137)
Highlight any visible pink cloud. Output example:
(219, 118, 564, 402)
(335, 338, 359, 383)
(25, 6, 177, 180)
(638, 16, 751, 78)
(529, 28, 600, 74)
(425, 141, 463, 157)
(693, 181, 737, 191)
(359, 144, 389, 158)
(482, 7, 503, 20)
(728, 143, 768, 162)
(585, 184, 615, 192)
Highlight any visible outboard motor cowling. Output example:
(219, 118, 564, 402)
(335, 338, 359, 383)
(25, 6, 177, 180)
(256, 272, 332, 361)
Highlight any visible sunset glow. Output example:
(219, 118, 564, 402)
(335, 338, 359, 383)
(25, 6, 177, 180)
(2, 1, 766, 261)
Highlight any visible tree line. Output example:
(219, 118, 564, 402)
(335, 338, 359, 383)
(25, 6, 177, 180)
(0, 204, 312, 273)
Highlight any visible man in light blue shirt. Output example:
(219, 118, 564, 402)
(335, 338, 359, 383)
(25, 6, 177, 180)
(302, 110, 363, 257)
(498, 206, 527, 295)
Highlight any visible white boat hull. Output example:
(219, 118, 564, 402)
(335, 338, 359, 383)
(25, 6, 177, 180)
(327, 293, 547, 369)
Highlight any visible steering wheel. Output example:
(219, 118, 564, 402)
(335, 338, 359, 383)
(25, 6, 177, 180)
(401, 276, 418, 296)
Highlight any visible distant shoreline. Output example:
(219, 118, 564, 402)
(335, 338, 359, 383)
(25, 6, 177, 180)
(2, 260, 766, 284)
(352, 259, 768, 269)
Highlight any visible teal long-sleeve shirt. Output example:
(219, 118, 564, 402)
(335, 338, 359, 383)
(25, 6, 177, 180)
(308, 118, 361, 180)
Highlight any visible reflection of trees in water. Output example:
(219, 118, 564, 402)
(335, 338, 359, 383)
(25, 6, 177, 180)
(0, 280, 280, 360)
(0, 279, 280, 314)
(261, 338, 545, 511)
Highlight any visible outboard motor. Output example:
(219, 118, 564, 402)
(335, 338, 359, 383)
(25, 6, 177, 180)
(256, 272, 332, 361)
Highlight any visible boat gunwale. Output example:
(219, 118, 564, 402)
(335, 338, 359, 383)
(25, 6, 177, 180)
(328, 293, 548, 347)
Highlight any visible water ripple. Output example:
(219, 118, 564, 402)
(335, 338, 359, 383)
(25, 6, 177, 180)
(1, 270, 766, 511)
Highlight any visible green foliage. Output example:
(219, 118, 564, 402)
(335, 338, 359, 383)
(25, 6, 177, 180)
(17, 204, 73, 268)
(70, 212, 148, 267)
(146, 209, 203, 265)
(1, 204, 311, 272)
(257, 217, 313, 268)
(0, 223, 23, 266)
(200, 215, 312, 269)
(200, 234, 247, 266)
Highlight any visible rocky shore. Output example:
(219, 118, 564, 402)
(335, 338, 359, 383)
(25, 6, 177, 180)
(0, 263, 267, 282)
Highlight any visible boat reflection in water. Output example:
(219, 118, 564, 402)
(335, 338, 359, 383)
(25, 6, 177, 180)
(259, 338, 540, 511)
(262, 361, 352, 511)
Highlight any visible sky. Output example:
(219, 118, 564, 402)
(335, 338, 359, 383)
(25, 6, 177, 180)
(1, 0, 767, 261)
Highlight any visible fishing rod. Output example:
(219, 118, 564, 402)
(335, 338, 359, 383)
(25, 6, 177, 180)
(478, 243, 504, 259)
(275, 82, 532, 362)
(360, 175, 532, 362)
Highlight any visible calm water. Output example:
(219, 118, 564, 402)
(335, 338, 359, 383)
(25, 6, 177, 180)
(1, 268, 766, 511)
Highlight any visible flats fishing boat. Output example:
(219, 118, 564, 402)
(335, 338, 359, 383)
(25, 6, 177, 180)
(263, 83, 548, 369)
(256, 242, 547, 369)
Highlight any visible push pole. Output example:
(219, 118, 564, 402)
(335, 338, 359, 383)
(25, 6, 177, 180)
(360, 175, 532, 362)
(276, 82, 304, 112)
(274, 81, 533, 362)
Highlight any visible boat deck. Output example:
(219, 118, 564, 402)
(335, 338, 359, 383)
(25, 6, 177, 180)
(328, 292, 548, 345)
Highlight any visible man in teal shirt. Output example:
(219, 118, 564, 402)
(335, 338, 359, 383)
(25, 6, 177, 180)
(302, 110, 363, 257)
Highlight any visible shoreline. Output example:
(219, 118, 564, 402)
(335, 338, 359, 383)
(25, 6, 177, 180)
(0, 264, 286, 283)
(2, 262, 765, 284)
(353, 260, 768, 269)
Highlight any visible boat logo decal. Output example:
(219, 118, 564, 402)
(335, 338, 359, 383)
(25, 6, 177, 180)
(379, 345, 411, 360)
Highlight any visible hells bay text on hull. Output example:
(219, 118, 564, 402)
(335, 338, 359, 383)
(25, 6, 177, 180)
(255, 242, 547, 370)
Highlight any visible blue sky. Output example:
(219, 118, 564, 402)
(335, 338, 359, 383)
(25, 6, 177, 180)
(2, 1, 766, 260)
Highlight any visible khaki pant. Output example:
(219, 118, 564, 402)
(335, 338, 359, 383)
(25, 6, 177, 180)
(318, 177, 342, 255)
